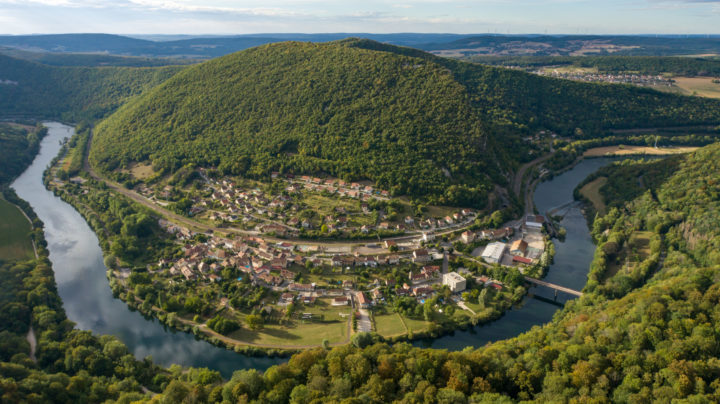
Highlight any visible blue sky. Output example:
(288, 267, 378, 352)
(1, 0, 719, 35)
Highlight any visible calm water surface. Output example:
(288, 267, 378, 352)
(12, 122, 636, 370)
(12, 122, 283, 377)
(415, 157, 625, 350)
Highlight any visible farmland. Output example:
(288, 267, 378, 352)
(0, 198, 35, 261)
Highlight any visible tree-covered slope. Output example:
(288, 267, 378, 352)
(90, 40, 720, 207)
(0, 54, 183, 121)
(91, 40, 500, 207)
(0, 124, 46, 185)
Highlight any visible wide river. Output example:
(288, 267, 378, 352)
(12, 122, 626, 375)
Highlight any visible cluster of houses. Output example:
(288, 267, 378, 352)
(205, 179, 300, 234)
(536, 70, 673, 87)
(158, 228, 311, 285)
(292, 175, 390, 200)
(479, 215, 547, 268)
(460, 226, 514, 244)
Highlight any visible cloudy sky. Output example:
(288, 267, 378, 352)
(1, 0, 719, 35)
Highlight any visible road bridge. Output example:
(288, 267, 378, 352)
(524, 276, 583, 297)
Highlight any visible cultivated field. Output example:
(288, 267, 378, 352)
(672, 77, 720, 99)
(579, 177, 608, 215)
(0, 198, 34, 261)
(583, 145, 699, 157)
(652, 76, 720, 99)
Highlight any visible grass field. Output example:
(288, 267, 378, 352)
(227, 299, 351, 347)
(583, 145, 698, 157)
(0, 198, 34, 261)
(579, 177, 608, 215)
(672, 77, 720, 99)
(374, 312, 407, 337)
(402, 316, 430, 333)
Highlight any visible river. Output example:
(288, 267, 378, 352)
(12, 122, 630, 372)
(414, 157, 628, 350)
(12, 122, 284, 377)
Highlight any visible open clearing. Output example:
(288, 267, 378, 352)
(402, 316, 430, 334)
(604, 231, 653, 281)
(672, 77, 720, 99)
(0, 198, 34, 261)
(652, 77, 720, 99)
(583, 145, 698, 157)
(374, 312, 407, 337)
(579, 177, 608, 215)
(127, 163, 155, 180)
(226, 299, 351, 347)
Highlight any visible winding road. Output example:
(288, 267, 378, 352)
(83, 130, 480, 249)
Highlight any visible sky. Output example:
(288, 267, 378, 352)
(0, 0, 719, 35)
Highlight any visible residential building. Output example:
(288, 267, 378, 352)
(412, 249, 431, 263)
(356, 292, 370, 309)
(461, 231, 476, 244)
(332, 296, 349, 306)
(442, 272, 467, 293)
(509, 239, 528, 256)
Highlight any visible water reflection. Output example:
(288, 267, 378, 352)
(12, 122, 283, 377)
(415, 156, 624, 350)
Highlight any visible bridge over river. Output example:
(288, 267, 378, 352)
(524, 276, 584, 297)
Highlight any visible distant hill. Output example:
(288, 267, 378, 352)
(462, 55, 720, 76)
(2, 33, 719, 60)
(0, 33, 471, 59)
(0, 54, 183, 121)
(420, 35, 720, 57)
(0, 46, 194, 67)
(90, 39, 720, 207)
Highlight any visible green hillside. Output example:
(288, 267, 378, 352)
(90, 39, 720, 207)
(0, 54, 183, 122)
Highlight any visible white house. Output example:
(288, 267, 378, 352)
(443, 272, 467, 293)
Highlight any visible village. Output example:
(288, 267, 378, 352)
(133, 170, 479, 240)
(142, 204, 551, 340)
(535, 70, 674, 87)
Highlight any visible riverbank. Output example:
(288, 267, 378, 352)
(583, 145, 698, 157)
(13, 122, 284, 376)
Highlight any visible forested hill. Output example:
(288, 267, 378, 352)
(90, 39, 720, 206)
(0, 54, 183, 122)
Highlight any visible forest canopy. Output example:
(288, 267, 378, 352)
(90, 39, 720, 207)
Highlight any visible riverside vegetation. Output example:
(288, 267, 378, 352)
(4, 132, 720, 403)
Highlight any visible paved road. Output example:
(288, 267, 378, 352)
(357, 309, 372, 333)
(83, 130, 480, 249)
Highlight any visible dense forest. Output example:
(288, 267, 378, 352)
(0, 123, 46, 184)
(0, 47, 195, 67)
(466, 55, 720, 76)
(0, 54, 183, 122)
(91, 39, 720, 207)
